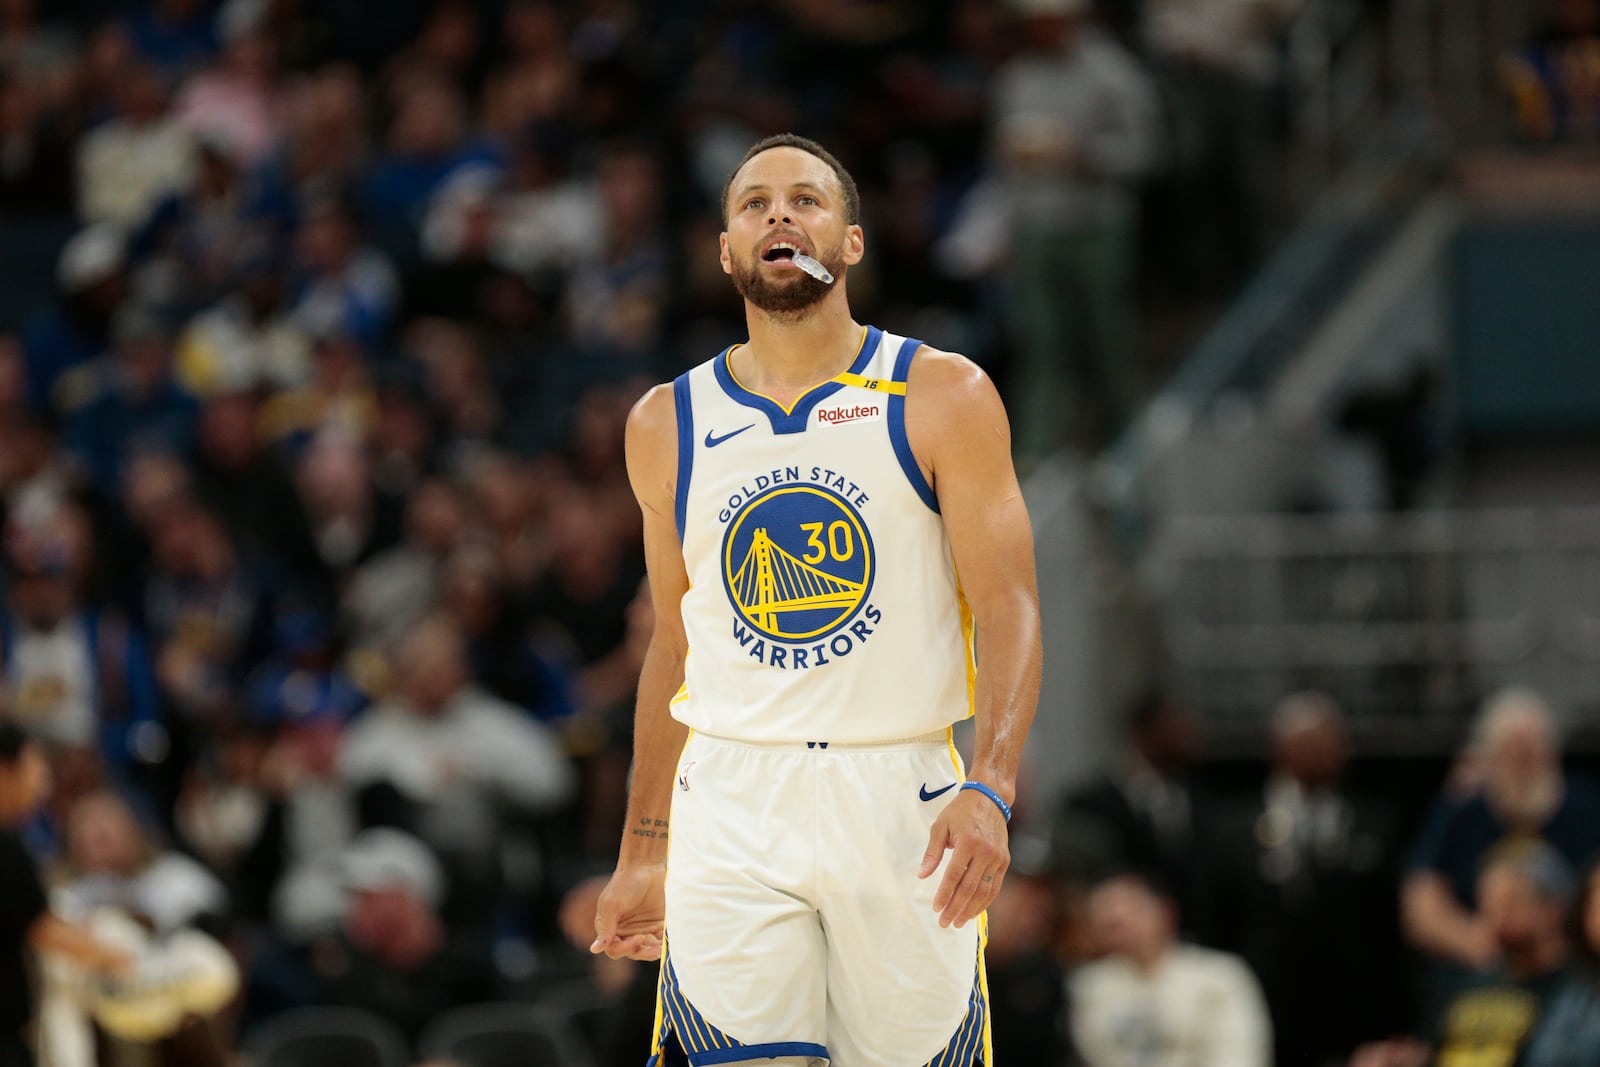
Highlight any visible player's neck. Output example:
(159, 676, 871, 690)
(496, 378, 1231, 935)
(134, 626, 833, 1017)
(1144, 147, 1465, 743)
(736, 294, 863, 406)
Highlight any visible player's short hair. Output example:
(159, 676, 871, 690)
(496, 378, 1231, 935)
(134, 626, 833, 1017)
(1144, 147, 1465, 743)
(721, 133, 861, 227)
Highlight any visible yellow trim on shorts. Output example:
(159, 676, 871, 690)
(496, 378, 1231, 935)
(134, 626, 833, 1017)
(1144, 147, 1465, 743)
(650, 938, 667, 1057)
(978, 912, 994, 1065)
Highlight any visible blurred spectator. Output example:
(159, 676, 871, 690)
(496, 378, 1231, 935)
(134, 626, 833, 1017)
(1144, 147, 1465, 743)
(563, 577, 646, 862)
(60, 305, 199, 499)
(0, 66, 76, 220)
(0, 724, 130, 1067)
(422, 119, 598, 281)
(1141, 0, 1301, 287)
(54, 788, 228, 938)
(287, 429, 401, 582)
(124, 0, 218, 78)
(1210, 692, 1402, 1067)
(378, 0, 483, 101)
(525, 476, 643, 677)
(984, 857, 1070, 1067)
(1523, 857, 1600, 1065)
(234, 673, 362, 937)
(271, 62, 371, 204)
(361, 74, 499, 257)
(337, 614, 575, 915)
(170, 14, 285, 170)
(1499, 0, 1600, 145)
(343, 477, 473, 650)
(74, 60, 195, 229)
(1053, 693, 1216, 939)
(186, 389, 321, 580)
(0, 0, 78, 88)
(556, 873, 660, 1067)
(174, 242, 311, 398)
(258, 827, 498, 1043)
(258, 326, 378, 452)
(1070, 872, 1272, 1067)
(440, 545, 573, 724)
(1402, 688, 1600, 974)
(563, 140, 672, 367)
(286, 196, 398, 348)
(978, 0, 1161, 457)
(399, 318, 499, 446)
(45, 788, 233, 1067)
(172, 719, 272, 893)
(1355, 840, 1575, 1067)
(0, 345, 70, 527)
(143, 497, 275, 726)
(0, 518, 160, 776)
(135, 135, 281, 317)
(21, 226, 129, 416)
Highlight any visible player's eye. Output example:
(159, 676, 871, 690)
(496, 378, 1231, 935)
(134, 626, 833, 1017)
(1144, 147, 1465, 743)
(796, 195, 817, 206)
(744, 198, 765, 212)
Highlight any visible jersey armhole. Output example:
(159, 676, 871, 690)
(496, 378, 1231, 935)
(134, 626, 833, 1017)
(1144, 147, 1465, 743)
(888, 336, 939, 513)
(673, 372, 694, 541)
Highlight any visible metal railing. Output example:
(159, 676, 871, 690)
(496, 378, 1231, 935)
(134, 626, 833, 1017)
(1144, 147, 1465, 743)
(1148, 509, 1600, 750)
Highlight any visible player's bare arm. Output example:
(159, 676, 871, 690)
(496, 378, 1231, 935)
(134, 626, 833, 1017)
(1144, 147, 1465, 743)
(906, 347, 1043, 929)
(591, 383, 693, 962)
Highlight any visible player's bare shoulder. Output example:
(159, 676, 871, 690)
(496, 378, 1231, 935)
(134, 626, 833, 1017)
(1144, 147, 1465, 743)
(625, 383, 680, 515)
(903, 345, 1011, 472)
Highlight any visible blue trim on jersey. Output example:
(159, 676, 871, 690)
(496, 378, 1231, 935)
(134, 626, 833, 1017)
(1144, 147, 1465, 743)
(888, 336, 939, 513)
(688, 1043, 831, 1065)
(673, 372, 694, 541)
(713, 326, 882, 434)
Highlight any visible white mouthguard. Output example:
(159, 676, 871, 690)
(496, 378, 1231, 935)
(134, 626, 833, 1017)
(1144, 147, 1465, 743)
(792, 253, 834, 284)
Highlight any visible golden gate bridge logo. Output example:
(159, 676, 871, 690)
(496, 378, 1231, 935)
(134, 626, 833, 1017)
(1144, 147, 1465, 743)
(722, 484, 873, 642)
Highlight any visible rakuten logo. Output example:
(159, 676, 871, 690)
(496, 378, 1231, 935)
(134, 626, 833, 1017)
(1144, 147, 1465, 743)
(815, 403, 882, 426)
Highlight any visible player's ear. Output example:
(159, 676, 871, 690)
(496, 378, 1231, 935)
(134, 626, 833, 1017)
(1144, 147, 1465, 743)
(842, 225, 864, 267)
(719, 232, 732, 276)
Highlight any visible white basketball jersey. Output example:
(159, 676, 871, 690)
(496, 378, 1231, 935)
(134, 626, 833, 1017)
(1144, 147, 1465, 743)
(670, 325, 974, 743)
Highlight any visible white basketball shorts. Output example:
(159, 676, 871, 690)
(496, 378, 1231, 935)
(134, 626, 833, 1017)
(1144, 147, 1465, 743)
(647, 729, 992, 1067)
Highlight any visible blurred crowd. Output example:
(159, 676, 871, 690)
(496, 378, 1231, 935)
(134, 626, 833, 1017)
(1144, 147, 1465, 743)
(0, 0, 1594, 1065)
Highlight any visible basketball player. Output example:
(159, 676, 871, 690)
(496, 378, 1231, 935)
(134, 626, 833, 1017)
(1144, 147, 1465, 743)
(592, 134, 1042, 1067)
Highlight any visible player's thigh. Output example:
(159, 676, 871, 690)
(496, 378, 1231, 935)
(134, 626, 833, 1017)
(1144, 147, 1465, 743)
(664, 735, 827, 1049)
(815, 743, 988, 1066)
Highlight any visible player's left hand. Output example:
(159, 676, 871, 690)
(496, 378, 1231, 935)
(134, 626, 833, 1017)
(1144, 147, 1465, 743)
(918, 789, 1009, 929)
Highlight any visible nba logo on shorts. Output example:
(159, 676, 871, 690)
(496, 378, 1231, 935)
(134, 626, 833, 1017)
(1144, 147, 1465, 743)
(720, 483, 875, 644)
(678, 761, 696, 791)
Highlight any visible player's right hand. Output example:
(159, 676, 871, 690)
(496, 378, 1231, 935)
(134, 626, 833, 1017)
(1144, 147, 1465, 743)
(591, 863, 667, 961)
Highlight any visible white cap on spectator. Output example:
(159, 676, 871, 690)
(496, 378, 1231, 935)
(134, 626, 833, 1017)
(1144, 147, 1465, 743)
(341, 828, 445, 908)
(57, 225, 126, 292)
(1010, 0, 1089, 16)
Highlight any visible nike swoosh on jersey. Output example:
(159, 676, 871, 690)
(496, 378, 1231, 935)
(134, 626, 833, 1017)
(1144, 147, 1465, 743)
(704, 424, 755, 448)
(919, 782, 957, 802)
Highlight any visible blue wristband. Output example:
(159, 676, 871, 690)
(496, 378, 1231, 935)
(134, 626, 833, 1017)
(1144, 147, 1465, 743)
(959, 781, 1012, 823)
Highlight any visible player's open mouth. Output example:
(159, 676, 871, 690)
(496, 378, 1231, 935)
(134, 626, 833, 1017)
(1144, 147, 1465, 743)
(762, 241, 804, 263)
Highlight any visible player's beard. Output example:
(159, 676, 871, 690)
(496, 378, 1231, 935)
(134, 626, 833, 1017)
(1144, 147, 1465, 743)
(730, 243, 844, 317)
